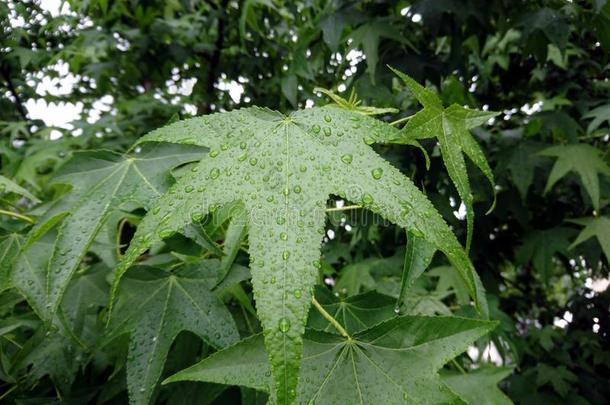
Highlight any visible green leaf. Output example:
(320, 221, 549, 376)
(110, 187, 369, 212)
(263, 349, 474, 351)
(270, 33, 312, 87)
(568, 216, 610, 265)
(334, 258, 378, 295)
(539, 144, 610, 212)
(165, 315, 497, 404)
(536, 363, 577, 397)
(396, 230, 436, 310)
(442, 366, 514, 405)
(390, 67, 498, 252)
(111, 106, 486, 404)
(218, 203, 248, 285)
(583, 103, 610, 133)
(350, 22, 415, 81)
(17, 143, 204, 319)
(516, 227, 576, 283)
(307, 287, 396, 334)
(107, 266, 239, 405)
(496, 141, 546, 200)
(0, 174, 39, 202)
(0, 233, 24, 291)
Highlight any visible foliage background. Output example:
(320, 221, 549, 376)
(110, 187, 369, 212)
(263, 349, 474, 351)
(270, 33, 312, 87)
(1, 0, 609, 403)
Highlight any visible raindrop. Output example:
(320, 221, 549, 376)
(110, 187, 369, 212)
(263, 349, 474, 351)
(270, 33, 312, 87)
(158, 229, 174, 238)
(191, 212, 204, 222)
(341, 154, 353, 164)
(209, 150, 219, 158)
(323, 127, 332, 136)
(282, 251, 290, 260)
(324, 114, 332, 122)
(371, 168, 383, 180)
(294, 289, 302, 298)
(362, 194, 374, 205)
(312, 124, 321, 133)
(279, 318, 291, 333)
(249, 158, 258, 166)
(210, 168, 220, 179)
(280, 232, 288, 241)
(184, 185, 194, 193)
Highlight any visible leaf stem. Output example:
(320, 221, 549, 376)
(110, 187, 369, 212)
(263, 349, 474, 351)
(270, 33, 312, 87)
(390, 114, 414, 126)
(0, 209, 34, 224)
(325, 204, 361, 212)
(311, 296, 350, 338)
(451, 359, 467, 375)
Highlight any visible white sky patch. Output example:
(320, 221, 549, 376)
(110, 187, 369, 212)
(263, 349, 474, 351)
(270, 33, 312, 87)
(40, 0, 72, 16)
(167, 77, 197, 96)
(467, 342, 503, 366)
(453, 202, 467, 220)
(217, 78, 245, 103)
(25, 99, 83, 128)
(553, 310, 573, 329)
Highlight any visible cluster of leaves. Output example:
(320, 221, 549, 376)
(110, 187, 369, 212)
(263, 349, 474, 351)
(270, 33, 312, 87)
(1, 0, 609, 404)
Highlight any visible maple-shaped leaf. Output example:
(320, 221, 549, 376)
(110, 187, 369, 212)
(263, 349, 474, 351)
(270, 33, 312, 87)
(583, 103, 610, 133)
(165, 316, 496, 404)
(14, 143, 205, 319)
(539, 144, 610, 212)
(389, 67, 498, 252)
(516, 227, 576, 283)
(536, 363, 577, 397)
(495, 141, 546, 200)
(350, 22, 415, 82)
(442, 366, 514, 405)
(568, 216, 610, 265)
(110, 106, 487, 404)
(307, 286, 396, 334)
(106, 266, 239, 405)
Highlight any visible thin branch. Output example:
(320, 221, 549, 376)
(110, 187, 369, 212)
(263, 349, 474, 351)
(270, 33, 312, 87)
(199, 0, 230, 115)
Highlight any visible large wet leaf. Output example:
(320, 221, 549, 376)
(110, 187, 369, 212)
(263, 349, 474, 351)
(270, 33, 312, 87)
(166, 315, 497, 404)
(14, 143, 205, 318)
(106, 266, 239, 405)
(111, 106, 486, 403)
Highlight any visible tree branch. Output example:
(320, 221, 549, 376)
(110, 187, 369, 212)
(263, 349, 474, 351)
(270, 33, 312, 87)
(1, 66, 29, 122)
(198, 0, 230, 115)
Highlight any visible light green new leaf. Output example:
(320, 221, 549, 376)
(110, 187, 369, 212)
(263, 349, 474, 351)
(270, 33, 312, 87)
(166, 315, 497, 404)
(442, 367, 514, 405)
(539, 144, 610, 212)
(314, 87, 399, 116)
(307, 287, 396, 334)
(568, 216, 610, 265)
(15, 143, 205, 319)
(0, 175, 40, 202)
(107, 266, 239, 405)
(111, 106, 486, 404)
(390, 67, 498, 252)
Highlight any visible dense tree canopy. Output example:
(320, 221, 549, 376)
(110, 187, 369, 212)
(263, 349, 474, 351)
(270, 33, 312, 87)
(0, 0, 609, 404)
